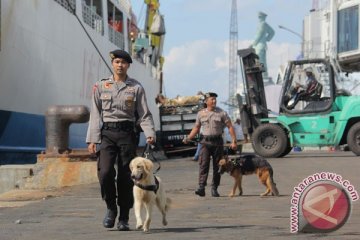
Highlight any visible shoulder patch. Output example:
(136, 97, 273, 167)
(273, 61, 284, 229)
(93, 82, 99, 93)
(103, 81, 114, 89)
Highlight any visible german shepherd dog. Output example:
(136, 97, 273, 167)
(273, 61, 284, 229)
(218, 154, 279, 197)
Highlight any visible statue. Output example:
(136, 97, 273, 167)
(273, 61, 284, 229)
(251, 11, 275, 79)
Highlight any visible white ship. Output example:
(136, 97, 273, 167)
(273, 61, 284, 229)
(0, 0, 165, 164)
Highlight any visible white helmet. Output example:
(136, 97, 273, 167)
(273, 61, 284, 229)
(305, 67, 313, 73)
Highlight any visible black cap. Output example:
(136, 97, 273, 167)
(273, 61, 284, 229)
(109, 49, 132, 63)
(204, 92, 218, 98)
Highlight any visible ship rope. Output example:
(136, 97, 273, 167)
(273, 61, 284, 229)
(64, 0, 112, 73)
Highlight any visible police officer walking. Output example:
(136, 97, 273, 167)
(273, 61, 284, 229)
(184, 92, 237, 197)
(86, 49, 156, 231)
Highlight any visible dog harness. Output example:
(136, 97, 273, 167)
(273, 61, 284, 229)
(134, 176, 159, 194)
(229, 154, 269, 174)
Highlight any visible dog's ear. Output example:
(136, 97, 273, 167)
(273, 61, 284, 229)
(129, 158, 135, 171)
(143, 158, 154, 173)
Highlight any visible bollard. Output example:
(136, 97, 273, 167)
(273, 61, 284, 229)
(45, 105, 89, 154)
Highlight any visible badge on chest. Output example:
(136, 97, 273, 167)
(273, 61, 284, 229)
(125, 87, 136, 108)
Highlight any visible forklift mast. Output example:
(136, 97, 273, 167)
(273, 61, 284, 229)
(237, 48, 269, 135)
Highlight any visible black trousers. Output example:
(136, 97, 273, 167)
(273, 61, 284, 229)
(98, 129, 136, 220)
(198, 139, 224, 188)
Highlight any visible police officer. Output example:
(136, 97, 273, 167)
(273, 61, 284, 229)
(184, 92, 237, 197)
(288, 67, 322, 109)
(86, 49, 156, 231)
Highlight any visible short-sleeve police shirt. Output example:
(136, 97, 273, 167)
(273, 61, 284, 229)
(195, 107, 231, 136)
(86, 75, 155, 143)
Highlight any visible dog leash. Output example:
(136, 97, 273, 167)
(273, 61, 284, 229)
(142, 143, 161, 174)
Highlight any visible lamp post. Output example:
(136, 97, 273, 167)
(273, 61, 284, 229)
(278, 25, 302, 39)
(278, 25, 303, 59)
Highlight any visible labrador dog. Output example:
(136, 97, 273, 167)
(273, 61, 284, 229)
(129, 157, 171, 232)
(218, 154, 279, 197)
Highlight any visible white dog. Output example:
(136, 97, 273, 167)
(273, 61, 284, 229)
(129, 157, 171, 232)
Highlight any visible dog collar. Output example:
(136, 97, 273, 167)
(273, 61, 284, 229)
(134, 176, 159, 193)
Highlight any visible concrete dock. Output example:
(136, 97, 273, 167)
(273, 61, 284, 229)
(0, 150, 359, 240)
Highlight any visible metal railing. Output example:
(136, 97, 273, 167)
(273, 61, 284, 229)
(54, 0, 76, 14)
(108, 26, 125, 49)
(81, 2, 104, 35)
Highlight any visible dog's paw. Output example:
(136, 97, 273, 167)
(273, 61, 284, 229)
(143, 227, 149, 232)
(136, 224, 143, 230)
(260, 192, 269, 196)
(228, 193, 235, 197)
(162, 218, 168, 226)
(239, 191, 243, 196)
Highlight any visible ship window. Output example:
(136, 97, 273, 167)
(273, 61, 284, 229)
(54, 0, 76, 13)
(107, 1, 125, 49)
(82, 0, 104, 35)
(338, 5, 359, 53)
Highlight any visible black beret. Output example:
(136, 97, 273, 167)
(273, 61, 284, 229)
(205, 92, 218, 98)
(109, 49, 132, 63)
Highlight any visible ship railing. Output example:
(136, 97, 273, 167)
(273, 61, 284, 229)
(81, 1, 104, 35)
(54, 0, 76, 13)
(108, 26, 125, 50)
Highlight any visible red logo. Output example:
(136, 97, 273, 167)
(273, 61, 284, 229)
(300, 182, 351, 232)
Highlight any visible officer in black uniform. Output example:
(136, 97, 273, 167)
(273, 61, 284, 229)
(184, 92, 237, 197)
(86, 49, 156, 231)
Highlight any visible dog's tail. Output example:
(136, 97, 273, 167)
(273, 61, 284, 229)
(165, 197, 172, 212)
(269, 168, 279, 196)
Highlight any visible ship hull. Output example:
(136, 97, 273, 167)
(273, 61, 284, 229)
(0, 0, 161, 164)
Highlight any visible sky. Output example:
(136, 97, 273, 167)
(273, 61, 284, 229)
(131, 0, 314, 107)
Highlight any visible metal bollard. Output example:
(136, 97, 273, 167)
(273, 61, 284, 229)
(45, 105, 89, 154)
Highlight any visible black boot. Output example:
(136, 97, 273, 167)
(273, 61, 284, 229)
(103, 207, 117, 228)
(117, 208, 130, 231)
(117, 220, 130, 231)
(195, 186, 205, 197)
(211, 187, 220, 197)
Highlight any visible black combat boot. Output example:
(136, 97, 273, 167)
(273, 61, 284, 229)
(117, 220, 130, 231)
(117, 208, 130, 231)
(103, 203, 117, 228)
(195, 186, 205, 197)
(211, 187, 220, 197)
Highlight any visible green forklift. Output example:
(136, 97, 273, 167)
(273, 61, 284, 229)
(238, 48, 360, 157)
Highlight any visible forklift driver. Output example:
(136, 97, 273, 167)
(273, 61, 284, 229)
(287, 67, 322, 109)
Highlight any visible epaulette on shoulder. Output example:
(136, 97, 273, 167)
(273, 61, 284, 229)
(100, 78, 110, 81)
(199, 109, 207, 116)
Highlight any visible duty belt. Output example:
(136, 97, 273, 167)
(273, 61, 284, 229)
(103, 121, 135, 132)
(201, 135, 222, 141)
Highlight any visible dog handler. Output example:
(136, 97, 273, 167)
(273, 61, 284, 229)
(86, 49, 156, 231)
(184, 92, 237, 197)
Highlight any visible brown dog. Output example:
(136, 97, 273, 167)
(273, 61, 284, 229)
(218, 154, 279, 197)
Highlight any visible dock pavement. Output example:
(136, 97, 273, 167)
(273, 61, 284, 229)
(0, 150, 359, 240)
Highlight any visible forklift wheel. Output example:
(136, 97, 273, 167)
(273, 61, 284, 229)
(279, 141, 292, 157)
(347, 122, 360, 156)
(252, 124, 288, 158)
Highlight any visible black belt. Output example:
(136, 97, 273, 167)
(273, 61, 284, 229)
(103, 121, 135, 132)
(201, 135, 222, 141)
